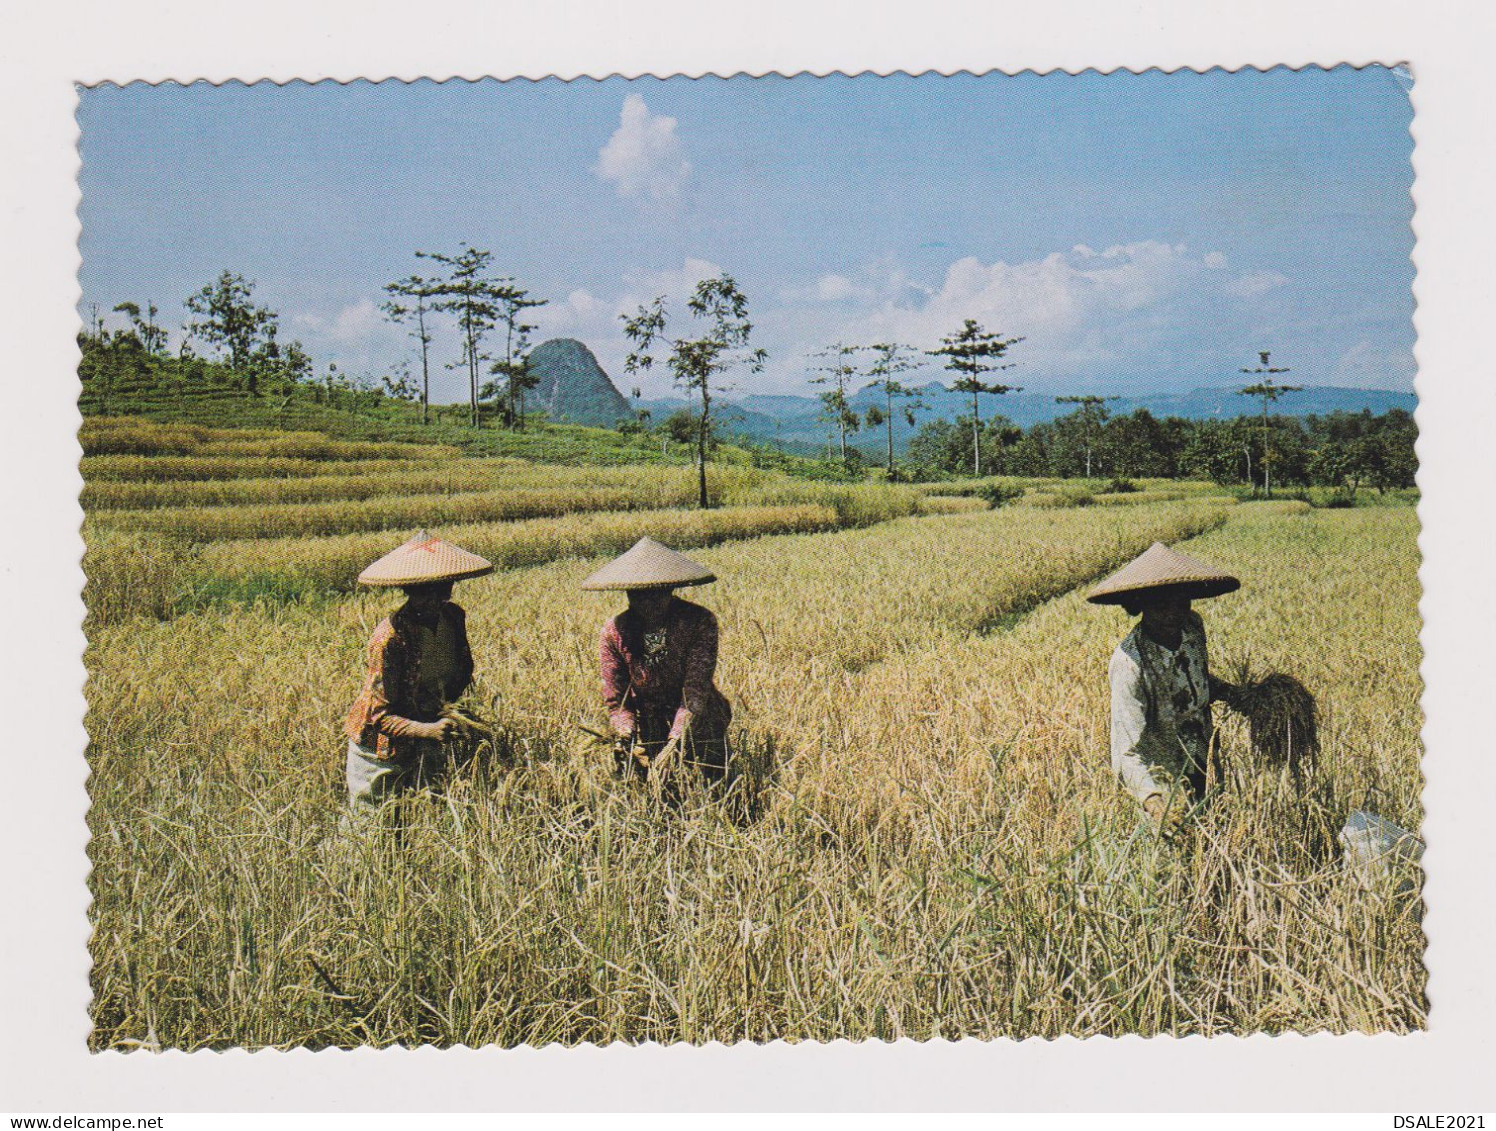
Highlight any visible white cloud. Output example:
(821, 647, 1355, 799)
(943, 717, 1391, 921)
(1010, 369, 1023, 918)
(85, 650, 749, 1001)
(813, 275, 861, 302)
(535, 260, 726, 336)
(324, 299, 383, 344)
(406, 242, 1314, 402)
(286, 299, 417, 386)
(291, 300, 389, 353)
(533, 288, 617, 339)
(1332, 340, 1417, 389)
(594, 94, 691, 207)
(621, 256, 722, 302)
(854, 241, 1220, 350)
(1226, 270, 1290, 299)
(811, 274, 865, 303)
(780, 266, 934, 308)
(751, 241, 1298, 394)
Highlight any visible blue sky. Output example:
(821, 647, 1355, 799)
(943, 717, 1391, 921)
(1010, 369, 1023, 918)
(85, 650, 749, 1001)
(78, 68, 1416, 401)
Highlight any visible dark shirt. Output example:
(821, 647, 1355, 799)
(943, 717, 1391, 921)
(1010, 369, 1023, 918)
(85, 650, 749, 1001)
(599, 597, 727, 741)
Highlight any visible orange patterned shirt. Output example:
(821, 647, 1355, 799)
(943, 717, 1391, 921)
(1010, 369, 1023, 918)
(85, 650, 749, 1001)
(344, 602, 474, 761)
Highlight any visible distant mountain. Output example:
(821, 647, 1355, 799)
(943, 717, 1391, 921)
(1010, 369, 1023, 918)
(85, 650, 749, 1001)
(1091, 385, 1417, 424)
(638, 395, 796, 436)
(835, 382, 1417, 429)
(642, 384, 1417, 456)
(528, 338, 631, 427)
(735, 393, 825, 423)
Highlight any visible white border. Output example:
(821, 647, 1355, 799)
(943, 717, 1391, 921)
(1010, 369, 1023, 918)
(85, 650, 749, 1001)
(3, 0, 1494, 1113)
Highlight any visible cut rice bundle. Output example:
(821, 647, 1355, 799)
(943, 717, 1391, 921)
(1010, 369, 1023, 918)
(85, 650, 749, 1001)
(1234, 672, 1320, 774)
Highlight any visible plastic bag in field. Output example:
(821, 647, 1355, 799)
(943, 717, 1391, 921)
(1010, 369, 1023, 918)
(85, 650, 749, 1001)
(1339, 810, 1424, 896)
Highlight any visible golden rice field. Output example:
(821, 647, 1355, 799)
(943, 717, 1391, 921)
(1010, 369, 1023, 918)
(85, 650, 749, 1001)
(101, 482, 720, 540)
(85, 478, 1425, 1049)
(81, 454, 452, 483)
(82, 504, 843, 626)
(86, 457, 879, 510)
(81, 462, 531, 508)
(80, 416, 453, 461)
(81, 428, 986, 622)
(84, 493, 982, 623)
(92, 470, 969, 543)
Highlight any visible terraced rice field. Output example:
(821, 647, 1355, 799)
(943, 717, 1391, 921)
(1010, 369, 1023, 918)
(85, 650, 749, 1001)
(80, 419, 983, 621)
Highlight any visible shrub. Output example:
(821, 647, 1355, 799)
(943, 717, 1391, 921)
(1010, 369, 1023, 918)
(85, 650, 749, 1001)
(974, 482, 1024, 509)
(1058, 488, 1095, 508)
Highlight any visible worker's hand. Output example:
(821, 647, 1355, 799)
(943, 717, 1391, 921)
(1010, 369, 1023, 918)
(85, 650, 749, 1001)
(420, 717, 458, 743)
(647, 736, 683, 798)
(652, 735, 683, 778)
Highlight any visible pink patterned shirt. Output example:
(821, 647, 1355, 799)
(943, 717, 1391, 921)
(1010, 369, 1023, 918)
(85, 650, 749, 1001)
(599, 597, 727, 741)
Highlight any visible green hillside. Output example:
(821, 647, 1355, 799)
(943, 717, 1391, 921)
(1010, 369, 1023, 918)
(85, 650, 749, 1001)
(77, 334, 847, 475)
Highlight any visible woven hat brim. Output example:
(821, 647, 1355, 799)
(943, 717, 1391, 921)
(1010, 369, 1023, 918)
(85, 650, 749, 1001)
(357, 532, 495, 587)
(1086, 541, 1239, 605)
(579, 537, 716, 591)
(1087, 576, 1240, 605)
(358, 563, 495, 588)
(580, 574, 715, 592)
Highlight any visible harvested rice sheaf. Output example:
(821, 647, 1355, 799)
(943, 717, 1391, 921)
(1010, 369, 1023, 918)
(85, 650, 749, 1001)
(1235, 672, 1320, 772)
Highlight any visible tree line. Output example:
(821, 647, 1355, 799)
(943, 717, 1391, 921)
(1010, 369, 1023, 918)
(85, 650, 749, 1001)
(81, 278, 315, 403)
(383, 246, 548, 430)
(903, 404, 1417, 497)
(82, 247, 556, 432)
(80, 264, 1416, 501)
(787, 321, 1023, 480)
(760, 335, 1414, 499)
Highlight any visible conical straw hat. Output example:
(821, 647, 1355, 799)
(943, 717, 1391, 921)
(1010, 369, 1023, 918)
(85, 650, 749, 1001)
(357, 529, 494, 588)
(1086, 541, 1239, 605)
(580, 537, 716, 591)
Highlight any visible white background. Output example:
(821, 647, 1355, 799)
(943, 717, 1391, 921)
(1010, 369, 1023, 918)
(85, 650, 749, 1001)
(1, 0, 1492, 1114)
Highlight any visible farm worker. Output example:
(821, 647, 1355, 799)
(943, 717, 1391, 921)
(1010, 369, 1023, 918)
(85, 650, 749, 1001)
(582, 537, 733, 784)
(1086, 542, 1241, 827)
(342, 529, 493, 810)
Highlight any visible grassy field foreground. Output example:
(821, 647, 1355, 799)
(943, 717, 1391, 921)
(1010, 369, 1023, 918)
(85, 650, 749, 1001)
(85, 498, 1424, 1048)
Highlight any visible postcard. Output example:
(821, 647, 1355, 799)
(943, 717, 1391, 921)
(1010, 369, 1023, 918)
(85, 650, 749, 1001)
(70, 67, 1430, 1058)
